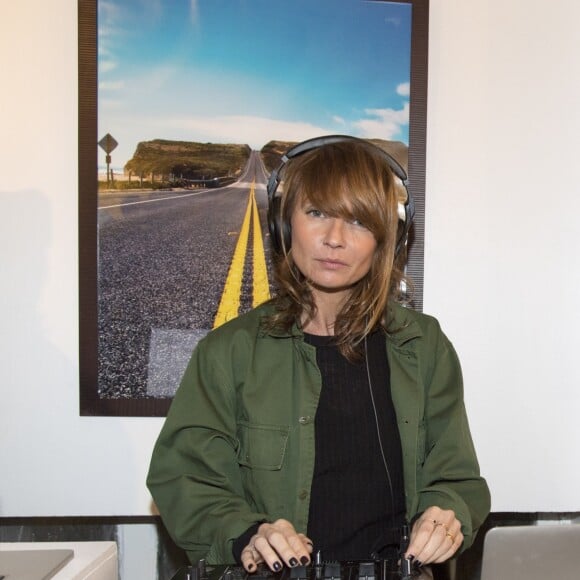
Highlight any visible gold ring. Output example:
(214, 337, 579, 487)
(433, 520, 450, 532)
(446, 532, 455, 542)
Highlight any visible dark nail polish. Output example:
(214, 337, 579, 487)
(273, 561, 282, 572)
(248, 564, 256, 571)
(289, 558, 298, 567)
(415, 561, 423, 568)
(300, 556, 309, 566)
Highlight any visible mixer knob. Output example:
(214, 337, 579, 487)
(290, 565, 309, 580)
(323, 562, 341, 580)
(357, 562, 375, 580)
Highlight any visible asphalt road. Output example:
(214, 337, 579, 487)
(97, 151, 273, 398)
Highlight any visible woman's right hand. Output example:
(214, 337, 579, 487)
(240, 519, 313, 573)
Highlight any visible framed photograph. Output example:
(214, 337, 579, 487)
(78, 0, 428, 416)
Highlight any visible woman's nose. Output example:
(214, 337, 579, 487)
(323, 218, 346, 247)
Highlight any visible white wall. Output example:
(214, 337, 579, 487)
(0, 0, 578, 519)
(0, 0, 160, 517)
(423, 0, 580, 511)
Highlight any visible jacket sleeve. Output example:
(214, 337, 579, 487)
(415, 321, 491, 552)
(146, 338, 270, 564)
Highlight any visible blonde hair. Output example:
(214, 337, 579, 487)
(267, 139, 410, 360)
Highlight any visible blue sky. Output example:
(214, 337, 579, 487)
(98, 0, 412, 168)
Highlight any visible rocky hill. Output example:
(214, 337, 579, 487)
(124, 139, 251, 179)
(123, 137, 409, 182)
(260, 138, 409, 173)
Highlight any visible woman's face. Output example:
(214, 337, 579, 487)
(290, 197, 377, 301)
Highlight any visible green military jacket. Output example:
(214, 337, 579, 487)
(147, 301, 490, 564)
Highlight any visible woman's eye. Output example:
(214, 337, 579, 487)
(306, 208, 324, 218)
(350, 217, 367, 228)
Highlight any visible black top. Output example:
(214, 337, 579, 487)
(304, 330, 406, 560)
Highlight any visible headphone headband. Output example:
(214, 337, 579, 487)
(266, 134, 415, 256)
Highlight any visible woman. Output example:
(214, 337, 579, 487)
(147, 136, 490, 574)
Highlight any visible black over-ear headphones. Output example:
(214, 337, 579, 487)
(266, 134, 415, 256)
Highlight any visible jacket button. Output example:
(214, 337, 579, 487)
(298, 416, 312, 425)
(298, 490, 308, 500)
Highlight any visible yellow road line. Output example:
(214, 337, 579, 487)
(252, 185, 271, 307)
(213, 190, 253, 328)
(213, 181, 270, 328)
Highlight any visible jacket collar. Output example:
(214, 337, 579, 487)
(385, 302, 423, 348)
(256, 303, 302, 339)
(258, 300, 423, 345)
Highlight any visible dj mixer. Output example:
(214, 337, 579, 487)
(169, 554, 425, 580)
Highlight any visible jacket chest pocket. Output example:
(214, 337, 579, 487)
(237, 422, 290, 470)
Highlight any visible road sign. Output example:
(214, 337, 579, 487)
(99, 133, 118, 154)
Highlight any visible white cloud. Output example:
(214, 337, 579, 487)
(98, 2, 125, 78)
(190, 0, 200, 25)
(99, 1, 122, 21)
(99, 60, 118, 74)
(99, 80, 125, 91)
(99, 46, 112, 58)
(397, 82, 410, 97)
(156, 115, 333, 149)
(352, 102, 410, 140)
(98, 1, 123, 39)
(100, 98, 124, 110)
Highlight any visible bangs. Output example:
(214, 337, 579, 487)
(288, 144, 394, 241)
(302, 177, 381, 224)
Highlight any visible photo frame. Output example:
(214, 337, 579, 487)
(78, 0, 429, 417)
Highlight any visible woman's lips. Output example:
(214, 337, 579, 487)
(316, 258, 347, 269)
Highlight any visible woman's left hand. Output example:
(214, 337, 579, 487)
(404, 506, 463, 565)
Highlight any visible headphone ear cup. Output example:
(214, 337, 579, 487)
(267, 193, 290, 255)
(267, 194, 280, 253)
(281, 215, 291, 253)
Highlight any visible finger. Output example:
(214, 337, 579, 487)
(411, 534, 441, 564)
(416, 523, 462, 565)
(406, 516, 438, 559)
(288, 533, 312, 565)
(298, 533, 314, 558)
(431, 530, 464, 564)
(429, 518, 462, 561)
(298, 533, 314, 553)
(259, 520, 313, 568)
(240, 543, 263, 573)
(252, 520, 313, 570)
(406, 509, 459, 564)
(264, 529, 306, 568)
(253, 534, 285, 572)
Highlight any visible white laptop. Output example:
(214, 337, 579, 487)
(480, 524, 580, 580)
(0, 549, 74, 580)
